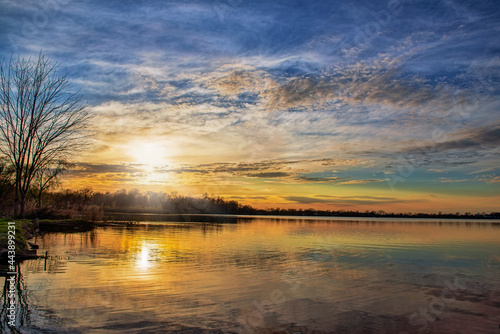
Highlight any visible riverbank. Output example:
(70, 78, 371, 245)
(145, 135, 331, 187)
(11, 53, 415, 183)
(0, 218, 36, 261)
(0, 218, 96, 262)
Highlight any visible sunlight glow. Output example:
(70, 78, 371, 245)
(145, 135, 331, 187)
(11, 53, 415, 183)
(129, 141, 170, 172)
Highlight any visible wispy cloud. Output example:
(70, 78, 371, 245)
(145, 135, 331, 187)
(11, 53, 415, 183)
(396, 125, 500, 167)
(67, 159, 381, 186)
(283, 195, 428, 206)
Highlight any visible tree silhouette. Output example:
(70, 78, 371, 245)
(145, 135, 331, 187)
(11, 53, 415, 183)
(30, 159, 74, 208)
(0, 52, 90, 217)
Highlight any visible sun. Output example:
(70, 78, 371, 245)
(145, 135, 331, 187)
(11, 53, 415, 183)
(129, 141, 169, 172)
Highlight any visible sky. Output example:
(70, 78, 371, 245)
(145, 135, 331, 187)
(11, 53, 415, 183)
(1, 0, 499, 213)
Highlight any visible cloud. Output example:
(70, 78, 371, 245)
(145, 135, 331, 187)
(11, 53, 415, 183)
(246, 172, 291, 178)
(313, 158, 375, 167)
(480, 176, 500, 183)
(229, 196, 269, 200)
(69, 163, 144, 175)
(283, 195, 428, 206)
(469, 166, 500, 175)
(201, 62, 447, 113)
(427, 127, 500, 151)
(396, 125, 500, 166)
(171, 158, 370, 175)
(68, 158, 380, 187)
(346, 70, 439, 109)
(204, 68, 277, 98)
(438, 178, 470, 183)
(261, 76, 338, 111)
(438, 175, 500, 183)
(293, 176, 339, 183)
(315, 195, 397, 200)
(336, 179, 384, 185)
(157, 158, 374, 180)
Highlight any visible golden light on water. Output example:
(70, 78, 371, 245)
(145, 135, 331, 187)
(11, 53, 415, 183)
(136, 242, 153, 270)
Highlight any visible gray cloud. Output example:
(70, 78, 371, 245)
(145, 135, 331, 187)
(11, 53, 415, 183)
(158, 158, 370, 177)
(70, 163, 144, 175)
(397, 125, 500, 167)
(284, 195, 428, 206)
(262, 76, 338, 111)
(430, 127, 500, 151)
(293, 176, 339, 183)
(229, 196, 269, 200)
(65, 158, 374, 185)
(246, 172, 291, 178)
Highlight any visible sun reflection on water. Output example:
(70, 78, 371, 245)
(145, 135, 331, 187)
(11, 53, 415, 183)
(136, 243, 153, 270)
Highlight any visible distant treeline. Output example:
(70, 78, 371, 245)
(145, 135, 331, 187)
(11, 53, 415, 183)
(17, 188, 499, 220)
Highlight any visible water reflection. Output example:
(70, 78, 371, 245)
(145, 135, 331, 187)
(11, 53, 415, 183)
(6, 217, 500, 333)
(136, 243, 153, 271)
(1, 266, 30, 332)
(24, 253, 68, 274)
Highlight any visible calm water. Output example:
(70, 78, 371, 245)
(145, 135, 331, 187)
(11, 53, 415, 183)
(4, 216, 500, 333)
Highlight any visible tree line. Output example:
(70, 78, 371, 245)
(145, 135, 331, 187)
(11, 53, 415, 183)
(1, 185, 497, 220)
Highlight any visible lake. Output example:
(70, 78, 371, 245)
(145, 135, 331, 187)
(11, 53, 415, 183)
(4, 216, 500, 333)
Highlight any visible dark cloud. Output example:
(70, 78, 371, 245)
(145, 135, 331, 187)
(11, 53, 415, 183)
(262, 76, 338, 110)
(204, 64, 468, 116)
(229, 196, 269, 200)
(337, 179, 385, 185)
(284, 195, 428, 206)
(294, 176, 339, 183)
(246, 172, 291, 178)
(430, 127, 500, 151)
(316, 195, 397, 200)
(396, 126, 500, 167)
(70, 163, 143, 175)
(152, 158, 370, 181)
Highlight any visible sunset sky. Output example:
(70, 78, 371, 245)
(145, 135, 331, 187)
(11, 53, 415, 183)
(1, 0, 499, 213)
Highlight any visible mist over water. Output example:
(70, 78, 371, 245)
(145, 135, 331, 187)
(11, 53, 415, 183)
(10, 216, 500, 333)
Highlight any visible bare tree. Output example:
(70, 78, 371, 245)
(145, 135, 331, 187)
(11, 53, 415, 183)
(30, 159, 75, 208)
(0, 53, 90, 217)
(0, 157, 14, 202)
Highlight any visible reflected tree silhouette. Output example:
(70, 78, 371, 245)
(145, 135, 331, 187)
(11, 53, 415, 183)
(1, 264, 30, 333)
(1, 254, 70, 333)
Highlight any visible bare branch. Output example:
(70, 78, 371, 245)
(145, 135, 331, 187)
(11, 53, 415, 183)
(0, 52, 91, 217)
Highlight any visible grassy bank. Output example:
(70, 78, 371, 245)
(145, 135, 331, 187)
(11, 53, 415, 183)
(0, 218, 35, 259)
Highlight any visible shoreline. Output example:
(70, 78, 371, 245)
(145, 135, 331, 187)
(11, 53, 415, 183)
(0, 218, 96, 262)
(102, 212, 500, 224)
(102, 209, 500, 220)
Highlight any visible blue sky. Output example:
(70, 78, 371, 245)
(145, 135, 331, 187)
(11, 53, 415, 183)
(1, 0, 499, 212)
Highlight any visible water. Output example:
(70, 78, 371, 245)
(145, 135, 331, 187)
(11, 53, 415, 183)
(4, 216, 500, 333)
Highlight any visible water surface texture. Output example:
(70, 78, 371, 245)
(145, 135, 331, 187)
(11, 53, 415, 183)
(8, 217, 500, 333)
